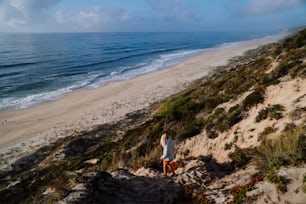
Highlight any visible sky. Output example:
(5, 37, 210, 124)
(0, 0, 305, 33)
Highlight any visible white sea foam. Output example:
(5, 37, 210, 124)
(1, 31, 288, 112)
(0, 74, 100, 110)
(0, 48, 209, 111)
(0, 32, 286, 111)
(93, 49, 207, 86)
(219, 32, 288, 49)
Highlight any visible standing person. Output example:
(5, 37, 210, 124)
(160, 133, 176, 177)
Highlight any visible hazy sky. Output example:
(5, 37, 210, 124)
(0, 0, 305, 33)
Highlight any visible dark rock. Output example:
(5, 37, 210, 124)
(70, 170, 184, 204)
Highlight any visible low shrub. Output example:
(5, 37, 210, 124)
(284, 123, 297, 132)
(256, 126, 305, 171)
(256, 104, 285, 122)
(283, 28, 306, 49)
(258, 126, 276, 142)
(291, 107, 304, 120)
(184, 184, 211, 204)
(228, 175, 263, 204)
(157, 95, 190, 120)
(261, 74, 280, 86)
(224, 142, 233, 150)
(228, 107, 243, 127)
(303, 173, 306, 193)
(297, 132, 306, 159)
(135, 146, 162, 170)
(289, 63, 305, 78)
(177, 119, 204, 141)
(267, 172, 288, 193)
(242, 89, 264, 110)
(274, 60, 294, 78)
(229, 104, 240, 113)
(229, 148, 252, 169)
(204, 105, 243, 135)
(206, 129, 218, 139)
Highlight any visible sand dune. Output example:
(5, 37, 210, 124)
(0, 35, 283, 171)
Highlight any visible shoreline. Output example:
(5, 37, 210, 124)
(0, 33, 286, 113)
(0, 34, 284, 171)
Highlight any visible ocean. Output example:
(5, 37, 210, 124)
(0, 31, 278, 111)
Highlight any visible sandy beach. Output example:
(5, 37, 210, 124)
(0, 35, 283, 170)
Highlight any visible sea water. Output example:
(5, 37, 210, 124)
(0, 31, 278, 110)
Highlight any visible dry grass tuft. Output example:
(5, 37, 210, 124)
(256, 126, 305, 171)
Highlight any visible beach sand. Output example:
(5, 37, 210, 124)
(0, 36, 283, 170)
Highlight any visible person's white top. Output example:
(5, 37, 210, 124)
(162, 138, 175, 161)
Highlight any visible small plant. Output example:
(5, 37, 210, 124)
(303, 173, 306, 194)
(224, 142, 233, 150)
(206, 128, 218, 139)
(184, 184, 193, 198)
(204, 105, 243, 135)
(261, 74, 280, 86)
(229, 148, 252, 169)
(229, 104, 240, 113)
(48, 170, 78, 201)
(273, 60, 292, 78)
(184, 185, 211, 204)
(284, 123, 297, 132)
(193, 191, 211, 204)
(228, 175, 263, 204)
(242, 89, 264, 110)
(267, 172, 288, 193)
(256, 104, 285, 122)
(183, 149, 190, 156)
(256, 127, 305, 172)
(291, 107, 304, 120)
(157, 95, 190, 120)
(177, 119, 204, 140)
(258, 126, 276, 141)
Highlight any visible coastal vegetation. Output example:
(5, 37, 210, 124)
(0, 28, 305, 203)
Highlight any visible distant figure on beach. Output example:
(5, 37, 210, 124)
(160, 133, 176, 177)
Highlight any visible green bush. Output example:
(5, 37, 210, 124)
(157, 95, 190, 120)
(284, 123, 297, 132)
(204, 105, 243, 136)
(297, 133, 306, 159)
(224, 142, 233, 150)
(267, 173, 288, 193)
(273, 60, 294, 78)
(202, 96, 228, 112)
(303, 174, 306, 193)
(228, 107, 243, 127)
(177, 119, 204, 141)
(256, 104, 285, 122)
(290, 64, 306, 78)
(206, 128, 218, 139)
(283, 28, 306, 49)
(243, 89, 264, 110)
(229, 104, 240, 113)
(258, 126, 276, 141)
(292, 29, 306, 48)
(229, 148, 252, 169)
(261, 74, 280, 86)
(229, 176, 263, 204)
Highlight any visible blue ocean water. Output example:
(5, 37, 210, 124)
(0, 31, 277, 110)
